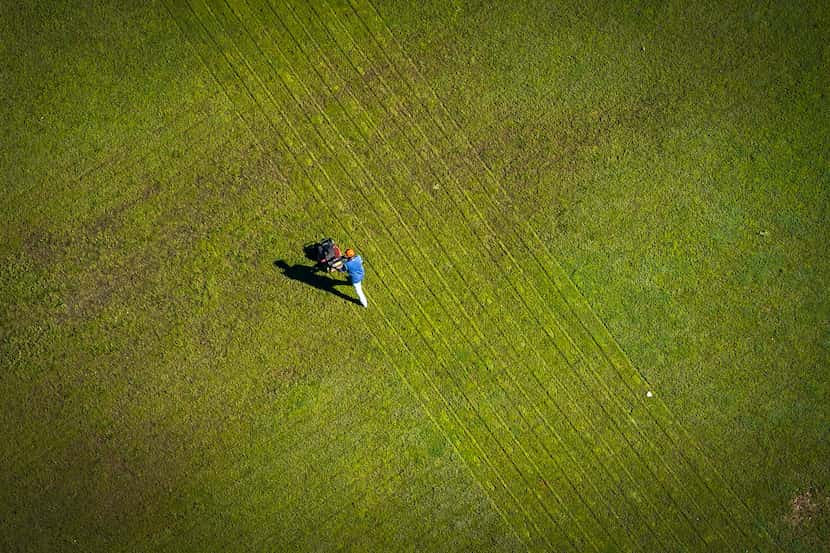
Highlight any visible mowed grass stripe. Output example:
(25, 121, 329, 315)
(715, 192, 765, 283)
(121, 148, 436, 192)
(163, 0, 284, 153)
(262, 2, 667, 549)
(284, 3, 713, 549)
(356, 2, 778, 548)
(272, 0, 616, 536)
(208, 3, 624, 548)
(189, 5, 561, 549)
(1, 112, 240, 482)
(194, 1, 589, 549)
(326, 1, 772, 548)
(286, 0, 708, 544)
(334, 4, 752, 548)
(334, 0, 776, 544)
(358, 277, 551, 549)
(216, 1, 612, 548)
(161, 1, 531, 548)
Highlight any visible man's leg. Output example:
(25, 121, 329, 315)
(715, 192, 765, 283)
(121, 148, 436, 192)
(353, 281, 368, 307)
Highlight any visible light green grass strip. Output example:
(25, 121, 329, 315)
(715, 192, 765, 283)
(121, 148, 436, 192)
(304, 0, 720, 548)
(258, 4, 705, 549)
(259, 2, 680, 549)
(347, 0, 780, 549)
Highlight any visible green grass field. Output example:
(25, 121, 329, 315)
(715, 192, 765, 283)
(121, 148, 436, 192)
(2, 0, 828, 551)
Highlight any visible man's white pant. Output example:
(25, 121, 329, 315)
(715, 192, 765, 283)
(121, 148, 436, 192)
(353, 281, 368, 308)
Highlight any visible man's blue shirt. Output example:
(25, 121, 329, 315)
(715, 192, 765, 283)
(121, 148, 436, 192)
(343, 255, 365, 283)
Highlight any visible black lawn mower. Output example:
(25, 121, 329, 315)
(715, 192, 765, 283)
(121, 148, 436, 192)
(304, 238, 345, 272)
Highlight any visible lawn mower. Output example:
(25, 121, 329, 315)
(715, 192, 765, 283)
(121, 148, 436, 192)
(304, 237, 345, 272)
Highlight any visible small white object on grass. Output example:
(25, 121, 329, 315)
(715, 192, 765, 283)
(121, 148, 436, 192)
(646, 391, 653, 398)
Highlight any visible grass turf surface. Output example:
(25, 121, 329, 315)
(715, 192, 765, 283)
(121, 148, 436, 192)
(2, 0, 828, 551)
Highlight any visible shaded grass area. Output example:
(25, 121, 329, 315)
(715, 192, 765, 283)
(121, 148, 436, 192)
(379, 0, 830, 550)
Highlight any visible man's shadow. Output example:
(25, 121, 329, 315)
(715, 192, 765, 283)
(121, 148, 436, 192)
(274, 260, 360, 305)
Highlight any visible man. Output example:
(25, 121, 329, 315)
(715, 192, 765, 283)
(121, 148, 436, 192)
(338, 248, 368, 308)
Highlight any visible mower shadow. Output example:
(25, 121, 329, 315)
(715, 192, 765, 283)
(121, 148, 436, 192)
(274, 260, 360, 306)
